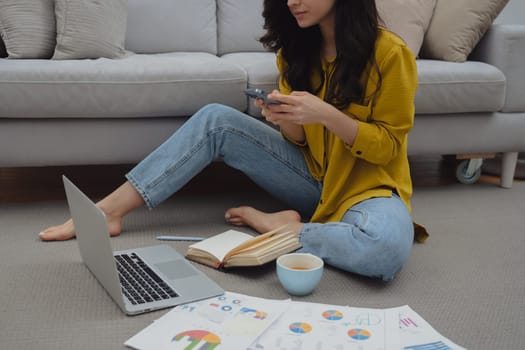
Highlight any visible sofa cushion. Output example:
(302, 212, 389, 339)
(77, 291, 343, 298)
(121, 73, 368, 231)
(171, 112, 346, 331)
(420, 0, 509, 62)
(125, 0, 217, 54)
(0, 0, 56, 59)
(415, 59, 505, 114)
(217, 0, 266, 55)
(471, 25, 525, 114)
(377, 0, 437, 57)
(0, 53, 247, 118)
(52, 0, 129, 60)
(222, 53, 506, 115)
(220, 53, 506, 115)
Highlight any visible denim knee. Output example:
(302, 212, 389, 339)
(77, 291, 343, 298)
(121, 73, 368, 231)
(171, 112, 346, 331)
(299, 196, 414, 281)
(193, 103, 242, 126)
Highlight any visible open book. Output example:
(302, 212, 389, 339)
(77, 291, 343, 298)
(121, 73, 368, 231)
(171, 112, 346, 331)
(185, 226, 301, 269)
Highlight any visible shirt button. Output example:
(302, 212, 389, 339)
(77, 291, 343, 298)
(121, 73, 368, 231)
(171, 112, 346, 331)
(356, 150, 362, 155)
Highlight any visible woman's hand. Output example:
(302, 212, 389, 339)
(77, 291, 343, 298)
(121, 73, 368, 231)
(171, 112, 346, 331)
(256, 90, 359, 146)
(259, 90, 335, 126)
(254, 90, 306, 143)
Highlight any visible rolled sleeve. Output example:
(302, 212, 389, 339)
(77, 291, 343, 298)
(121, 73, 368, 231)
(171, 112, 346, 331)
(350, 45, 417, 165)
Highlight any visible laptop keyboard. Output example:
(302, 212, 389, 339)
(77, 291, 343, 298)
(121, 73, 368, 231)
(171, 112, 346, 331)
(115, 253, 178, 305)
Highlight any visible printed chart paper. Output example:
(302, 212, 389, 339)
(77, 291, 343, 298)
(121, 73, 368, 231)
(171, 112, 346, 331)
(250, 302, 400, 350)
(124, 292, 289, 350)
(125, 291, 466, 350)
(392, 305, 467, 350)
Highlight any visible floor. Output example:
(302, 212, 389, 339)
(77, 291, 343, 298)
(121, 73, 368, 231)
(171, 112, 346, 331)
(0, 156, 502, 203)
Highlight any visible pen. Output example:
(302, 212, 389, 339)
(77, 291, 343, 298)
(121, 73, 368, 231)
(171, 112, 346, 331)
(156, 235, 205, 242)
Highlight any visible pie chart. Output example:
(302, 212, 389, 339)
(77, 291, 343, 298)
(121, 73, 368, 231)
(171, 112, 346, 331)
(348, 328, 371, 340)
(289, 322, 312, 334)
(173, 330, 221, 349)
(322, 310, 344, 320)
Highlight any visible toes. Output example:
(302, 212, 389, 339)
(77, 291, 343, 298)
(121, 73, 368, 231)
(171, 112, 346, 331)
(55, 231, 75, 241)
(38, 229, 56, 241)
(38, 228, 75, 241)
(225, 208, 241, 221)
(39, 233, 55, 241)
(228, 218, 244, 226)
(225, 215, 240, 224)
(225, 207, 240, 218)
(224, 209, 246, 226)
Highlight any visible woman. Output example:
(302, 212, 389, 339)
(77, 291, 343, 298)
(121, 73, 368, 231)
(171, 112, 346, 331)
(40, 0, 418, 281)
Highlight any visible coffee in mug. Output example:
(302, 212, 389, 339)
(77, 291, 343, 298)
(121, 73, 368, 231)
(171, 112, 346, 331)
(276, 253, 324, 296)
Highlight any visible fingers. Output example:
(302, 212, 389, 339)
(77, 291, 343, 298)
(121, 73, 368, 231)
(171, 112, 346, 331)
(254, 98, 275, 123)
(261, 101, 298, 125)
(261, 108, 279, 125)
(267, 91, 287, 104)
(257, 90, 305, 125)
(254, 98, 264, 108)
(268, 90, 307, 105)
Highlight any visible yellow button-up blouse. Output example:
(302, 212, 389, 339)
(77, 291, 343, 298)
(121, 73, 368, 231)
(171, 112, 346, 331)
(277, 28, 418, 228)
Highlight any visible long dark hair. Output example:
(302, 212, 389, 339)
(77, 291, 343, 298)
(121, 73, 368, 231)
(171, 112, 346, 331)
(260, 0, 381, 109)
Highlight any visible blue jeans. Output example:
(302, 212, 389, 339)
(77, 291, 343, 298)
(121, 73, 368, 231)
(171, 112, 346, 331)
(126, 103, 414, 281)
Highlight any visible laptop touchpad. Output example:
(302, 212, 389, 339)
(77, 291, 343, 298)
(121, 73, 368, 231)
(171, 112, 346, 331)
(155, 260, 199, 280)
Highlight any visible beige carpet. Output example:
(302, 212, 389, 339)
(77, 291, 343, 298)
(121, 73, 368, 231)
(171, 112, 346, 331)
(1, 181, 524, 349)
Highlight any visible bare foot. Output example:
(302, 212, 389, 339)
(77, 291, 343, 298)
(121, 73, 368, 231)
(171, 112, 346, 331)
(225, 206, 303, 235)
(39, 214, 123, 241)
(39, 181, 144, 241)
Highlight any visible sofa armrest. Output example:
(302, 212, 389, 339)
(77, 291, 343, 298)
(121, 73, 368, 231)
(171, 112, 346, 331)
(470, 24, 525, 113)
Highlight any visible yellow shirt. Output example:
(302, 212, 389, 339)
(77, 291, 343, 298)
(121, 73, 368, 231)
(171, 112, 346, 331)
(277, 29, 418, 225)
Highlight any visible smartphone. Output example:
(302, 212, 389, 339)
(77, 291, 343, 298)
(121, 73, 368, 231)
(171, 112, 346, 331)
(244, 88, 282, 105)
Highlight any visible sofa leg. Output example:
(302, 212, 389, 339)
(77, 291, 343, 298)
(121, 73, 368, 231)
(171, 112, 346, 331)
(500, 152, 519, 188)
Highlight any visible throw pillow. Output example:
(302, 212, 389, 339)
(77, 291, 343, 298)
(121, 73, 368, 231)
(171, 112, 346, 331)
(125, 0, 217, 54)
(377, 0, 437, 57)
(52, 0, 128, 60)
(0, 0, 56, 59)
(420, 0, 510, 62)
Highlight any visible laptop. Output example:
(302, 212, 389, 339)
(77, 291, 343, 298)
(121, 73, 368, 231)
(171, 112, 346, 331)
(62, 175, 224, 315)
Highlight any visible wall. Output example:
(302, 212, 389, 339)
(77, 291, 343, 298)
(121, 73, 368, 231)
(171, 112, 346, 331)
(496, 0, 525, 24)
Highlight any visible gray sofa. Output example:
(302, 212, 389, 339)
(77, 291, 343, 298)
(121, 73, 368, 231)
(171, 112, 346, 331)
(1, 0, 524, 188)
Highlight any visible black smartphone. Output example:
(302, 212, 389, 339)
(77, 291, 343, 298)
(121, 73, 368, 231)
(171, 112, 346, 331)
(244, 88, 282, 105)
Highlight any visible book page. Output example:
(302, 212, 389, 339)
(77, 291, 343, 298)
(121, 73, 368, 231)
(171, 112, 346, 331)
(225, 225, 289, 258)
(232, 231, 294, 255)
(224, 238, 302, 267)
(188, 230, 254, 262)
